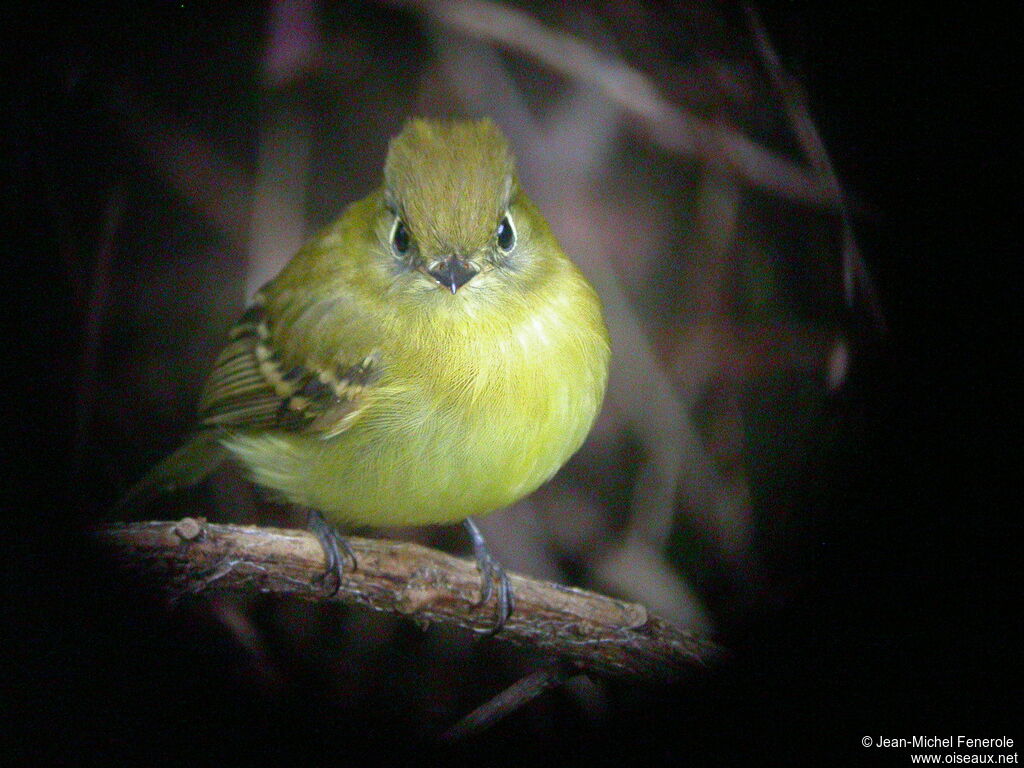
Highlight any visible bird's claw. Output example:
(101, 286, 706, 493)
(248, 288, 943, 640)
(306, 509, 356, 596)
(464, 517, 515, 636)
(473, 550, 515, 637)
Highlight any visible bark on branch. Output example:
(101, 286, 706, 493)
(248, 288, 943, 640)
(96, 519, 723, 683)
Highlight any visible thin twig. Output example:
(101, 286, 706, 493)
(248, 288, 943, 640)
(72, 186, 124, 481)
(97, 519, 724, 683)
(743, 4, 887, 331)
(440, 662, 574, 742)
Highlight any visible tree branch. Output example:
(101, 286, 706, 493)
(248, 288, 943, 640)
(96, 518, 723, 683)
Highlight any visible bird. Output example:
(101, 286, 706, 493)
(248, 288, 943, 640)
(117, 118, 611, 632)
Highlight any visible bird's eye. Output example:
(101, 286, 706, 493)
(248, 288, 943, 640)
(496, 214, 515, 252)
(391, 218, 410, 255)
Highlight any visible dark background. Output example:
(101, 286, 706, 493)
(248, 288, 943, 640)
(4, 2, 1017, 764)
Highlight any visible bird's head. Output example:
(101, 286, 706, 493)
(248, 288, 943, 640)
(373, 118, 554, 304)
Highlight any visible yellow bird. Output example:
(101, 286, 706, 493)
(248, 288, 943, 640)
(120, 118, 610, 631)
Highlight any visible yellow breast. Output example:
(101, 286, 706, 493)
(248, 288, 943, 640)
(223, 268, 609, 527)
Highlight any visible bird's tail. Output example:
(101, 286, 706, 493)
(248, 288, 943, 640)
(112, 433, 228, 516)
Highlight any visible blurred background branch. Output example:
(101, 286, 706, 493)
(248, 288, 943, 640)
(742, 4, 886, 330)
(409, 0, 838, 206)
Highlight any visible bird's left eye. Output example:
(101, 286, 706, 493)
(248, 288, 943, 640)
(391, 217, 411, 255)
(496, 215, 515, 252)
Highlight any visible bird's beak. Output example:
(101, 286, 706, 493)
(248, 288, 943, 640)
(427, 256, 478, 294)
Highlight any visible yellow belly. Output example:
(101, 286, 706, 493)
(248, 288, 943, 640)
(222, 300, 609, 526)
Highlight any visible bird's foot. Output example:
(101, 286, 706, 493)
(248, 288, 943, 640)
(306, 509, 356, 596)
(463, 517, 515, 635)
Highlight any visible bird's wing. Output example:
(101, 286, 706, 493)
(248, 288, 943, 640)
(197, 292, 378, 439)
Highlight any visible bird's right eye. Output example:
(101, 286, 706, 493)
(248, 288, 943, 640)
(391, 218, 411, 255)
